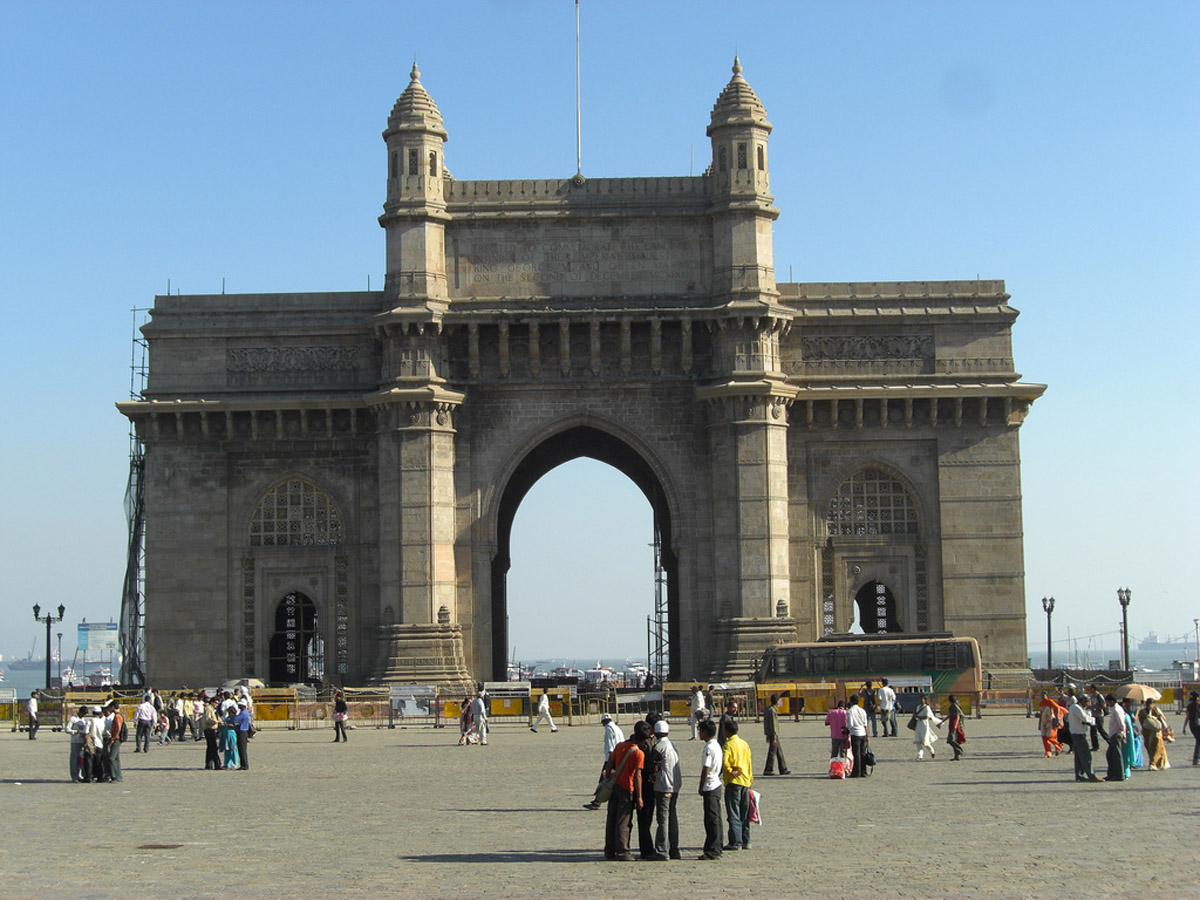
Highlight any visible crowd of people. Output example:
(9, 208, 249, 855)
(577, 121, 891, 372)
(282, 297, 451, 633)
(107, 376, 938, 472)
(1037, 684, 1199, 781)
(587, 693, 777, 861)
(60, 686, 255, 782)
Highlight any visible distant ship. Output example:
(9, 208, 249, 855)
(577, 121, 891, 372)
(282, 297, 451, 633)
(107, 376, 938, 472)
(1138, 631, 1191, 651)
(6, 639, 58, 671)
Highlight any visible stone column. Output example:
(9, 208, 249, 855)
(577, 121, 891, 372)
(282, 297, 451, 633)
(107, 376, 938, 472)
(371, 387, 473, 690)
(698, 379, 798, 680)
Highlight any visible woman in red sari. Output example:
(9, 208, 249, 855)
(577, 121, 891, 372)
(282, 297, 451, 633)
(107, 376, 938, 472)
(1038, 693, 1065, 757)
(940, 695, 967, 760)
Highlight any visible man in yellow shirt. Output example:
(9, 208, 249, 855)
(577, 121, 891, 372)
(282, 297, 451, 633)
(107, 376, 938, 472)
(720, 719, 753, 851)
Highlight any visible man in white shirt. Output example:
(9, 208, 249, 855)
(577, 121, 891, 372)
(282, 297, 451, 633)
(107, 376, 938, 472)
(690, 685, 707, 740)
(88, 706, 108, 782)
(876, 680, 897, 736)
(27, 691, 39, 740)
(134, 697, 157, 752)
(584, 713, 626, 810)
(1066, 690, 1101, 782)
(650, 720, 681, 860)
(531, 692, 557, 733)
(469, 692, 488, 745)
(696, 719, 724, 860)
(846, 694, 870, 777)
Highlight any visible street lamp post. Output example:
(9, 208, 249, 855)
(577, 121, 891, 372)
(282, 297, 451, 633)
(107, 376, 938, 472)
(1041, 596, 1055, 669)
(32, 603, 65, 692)
(1117, 588, 1131, 670)
(56, 632, 62, 685)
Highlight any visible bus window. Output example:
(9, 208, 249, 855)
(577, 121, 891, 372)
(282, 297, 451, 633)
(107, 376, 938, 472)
(957, 644, 975, 668)
(868, 645, 903, 672)
(811, 651, 834, 674)
(901, 645, 927, 670)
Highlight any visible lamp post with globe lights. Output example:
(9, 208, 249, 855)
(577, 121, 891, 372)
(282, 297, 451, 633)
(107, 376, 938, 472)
(32, 603, 65, 692)
(1116, 588, 1131, 670)
(1041, 596, 1055, 669)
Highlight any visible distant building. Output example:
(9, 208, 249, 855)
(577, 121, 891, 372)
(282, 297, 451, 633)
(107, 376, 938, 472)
(119, 59, 1043, 687)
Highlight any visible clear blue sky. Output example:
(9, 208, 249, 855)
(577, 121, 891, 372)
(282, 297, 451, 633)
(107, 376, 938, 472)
(1, 2, 1196, 667)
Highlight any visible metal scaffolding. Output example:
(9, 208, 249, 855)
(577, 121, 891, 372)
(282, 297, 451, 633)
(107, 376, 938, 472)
(119, 307, 149, 687)
(647, 516, 669, 686)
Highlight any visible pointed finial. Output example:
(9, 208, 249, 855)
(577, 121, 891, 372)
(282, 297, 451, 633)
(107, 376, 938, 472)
(732, 55, 742, 77)
(410, 60, 420, 83)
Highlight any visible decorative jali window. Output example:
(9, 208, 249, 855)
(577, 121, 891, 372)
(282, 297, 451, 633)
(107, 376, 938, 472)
(827, 468, 918, 537)
(250, 477, 343, 547)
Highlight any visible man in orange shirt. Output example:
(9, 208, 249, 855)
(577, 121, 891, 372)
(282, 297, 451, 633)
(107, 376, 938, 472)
(103, 699, 125, 783)
(603, 720, 648, 861)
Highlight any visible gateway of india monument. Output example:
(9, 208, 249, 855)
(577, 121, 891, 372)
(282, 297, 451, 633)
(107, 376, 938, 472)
(118, 60, 1044, 689)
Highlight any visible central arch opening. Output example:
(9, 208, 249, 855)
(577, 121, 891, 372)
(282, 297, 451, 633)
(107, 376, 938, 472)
(492, 426, 679, 682)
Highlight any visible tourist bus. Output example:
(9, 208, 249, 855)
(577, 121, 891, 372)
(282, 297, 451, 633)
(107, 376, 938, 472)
(756, 634, 983, 714)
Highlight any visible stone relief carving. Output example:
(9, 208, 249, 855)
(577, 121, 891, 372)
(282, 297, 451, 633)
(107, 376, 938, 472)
(801, 334, 932, 362)
(227, 347, 358, 373)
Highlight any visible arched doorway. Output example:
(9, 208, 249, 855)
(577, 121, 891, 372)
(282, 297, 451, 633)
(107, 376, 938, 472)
(855, 581, 901, 634)
(268, 591, 324, 685)
(490, 426, 678, 681)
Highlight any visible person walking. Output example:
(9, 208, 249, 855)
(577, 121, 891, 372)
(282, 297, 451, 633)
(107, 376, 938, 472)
(1037, 692, 1065, 757)
(584, 713, 625, 810)
(650, 720, 681, 860)
(720, 719, 753, 851)
(876, 679, 897, 736)
(1184, 691, 1200, 766)
(133, 696, 155, 753)
(762, 693, 790, 776)
(913, 695, 942, 760)
(1065, 689, 1101, 781)
(696, 718, 723, 860)
(469, 692, 489, 746)
(332, 690, 349, 742)
(531, 692, 558, 733)
(1138, 698, 1170, 771)
(940, 695, 966, 760)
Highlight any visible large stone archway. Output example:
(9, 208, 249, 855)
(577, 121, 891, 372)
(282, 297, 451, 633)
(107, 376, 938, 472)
(119, 60, 1044, 688)
(485, 424, 679, 682)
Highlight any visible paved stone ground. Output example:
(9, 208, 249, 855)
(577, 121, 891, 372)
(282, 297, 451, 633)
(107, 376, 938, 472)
(2, 713, 1197, 899)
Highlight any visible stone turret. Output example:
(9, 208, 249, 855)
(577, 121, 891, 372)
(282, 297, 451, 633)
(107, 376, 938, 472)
(707, 57, 779, 307)
(380, 62, 450, 313)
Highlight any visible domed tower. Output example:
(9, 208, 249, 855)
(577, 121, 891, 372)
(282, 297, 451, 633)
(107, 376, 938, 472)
(707, 57, 779, 307)
(380, 62, 450, 313)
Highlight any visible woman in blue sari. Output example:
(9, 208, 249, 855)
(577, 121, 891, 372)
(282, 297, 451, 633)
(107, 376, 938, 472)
(221, 707, 240, 769)
(1121, 698, 1141, 772)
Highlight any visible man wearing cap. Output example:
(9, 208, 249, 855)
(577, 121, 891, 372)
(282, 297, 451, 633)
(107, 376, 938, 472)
(1065, 688, 1101, 782)
(87, 705, 108, 782)
(103, 700, 125, 783)
(584, 713, 625, 810)
(649, 719, 681, 860)
(229, 700, 252, 769)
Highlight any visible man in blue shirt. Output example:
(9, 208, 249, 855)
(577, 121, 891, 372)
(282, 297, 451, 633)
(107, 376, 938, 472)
(230, 700, 252, 770)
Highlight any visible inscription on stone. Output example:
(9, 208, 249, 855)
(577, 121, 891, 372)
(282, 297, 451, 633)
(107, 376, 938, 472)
(452, 223, 703, 297)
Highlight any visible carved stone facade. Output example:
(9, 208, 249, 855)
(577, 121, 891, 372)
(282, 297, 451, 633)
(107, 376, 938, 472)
(119, 60, 1043, 687)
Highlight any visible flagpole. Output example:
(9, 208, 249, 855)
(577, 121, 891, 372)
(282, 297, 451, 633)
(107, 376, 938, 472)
(575, 0, 582, 175)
